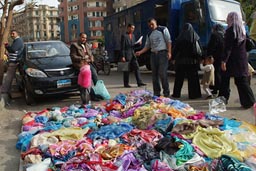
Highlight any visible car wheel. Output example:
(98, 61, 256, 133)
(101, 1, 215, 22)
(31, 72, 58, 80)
(24, 82, 35, 105)
(103, 62, 111, 75)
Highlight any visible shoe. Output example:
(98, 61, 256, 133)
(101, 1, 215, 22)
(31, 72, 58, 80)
(241, 104, 253, 109)
(164, 94, 170, 98)
(124, 85, 132, 88)
(138, 83, 147, 87)
(171, 94, 180, 98)
(205, 95, 213, 99)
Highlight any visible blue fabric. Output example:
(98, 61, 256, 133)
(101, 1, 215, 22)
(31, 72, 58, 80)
(88, 122, 133, 140)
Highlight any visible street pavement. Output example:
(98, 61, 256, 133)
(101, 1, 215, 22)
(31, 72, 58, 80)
(0, 66, 255, 171)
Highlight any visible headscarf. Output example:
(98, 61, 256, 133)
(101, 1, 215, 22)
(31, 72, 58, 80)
(176, 23, 200, 43)
(226, 12, 246, 43)
(212, 24, 225, 38)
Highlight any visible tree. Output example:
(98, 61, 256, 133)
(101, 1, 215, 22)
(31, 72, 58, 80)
(236, 0, 256, 26)
(0, 0, 24, 86)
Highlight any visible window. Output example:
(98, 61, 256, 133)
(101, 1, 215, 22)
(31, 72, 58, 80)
(134, 10, 141, 22)
(72, 15, 78, 20)
(95, 20, 101, 27)
(107, 23, 112, 31)
(96, 30, 102, 36)
(118, 15, 126, 27)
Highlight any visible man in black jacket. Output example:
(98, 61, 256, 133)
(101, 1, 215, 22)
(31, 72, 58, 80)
(120, 23, 146, 88)
(1, 30, 24, 105)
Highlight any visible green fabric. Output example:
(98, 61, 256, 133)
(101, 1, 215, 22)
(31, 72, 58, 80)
(174, 137, 194, 165)
(217, 155, 252, 171)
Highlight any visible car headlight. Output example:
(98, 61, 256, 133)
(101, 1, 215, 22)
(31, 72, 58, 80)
(25, 68, 47, 78)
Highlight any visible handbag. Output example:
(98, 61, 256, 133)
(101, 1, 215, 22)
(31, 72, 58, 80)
(92, 80, 111, 100)
(117, 62, 130, 72)
(246, 37, 255, 52)
(193, 41, 202, 57)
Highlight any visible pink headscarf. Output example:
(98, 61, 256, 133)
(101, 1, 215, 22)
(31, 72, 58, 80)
(226, 12, 246, 43)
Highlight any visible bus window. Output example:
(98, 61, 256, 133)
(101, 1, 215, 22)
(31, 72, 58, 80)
(134, 10, 141, 23)
(107, 23, 112, 31)
(118, 15, 126, 27)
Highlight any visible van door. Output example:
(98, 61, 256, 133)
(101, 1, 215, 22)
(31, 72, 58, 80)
(155, 0, 169, 26)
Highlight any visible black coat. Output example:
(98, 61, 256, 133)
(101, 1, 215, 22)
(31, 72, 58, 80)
(120, 33, 136, 61)
(173, 23, 201, 65)
(207, 32, 224, 66)
(222, 26, 248, 77)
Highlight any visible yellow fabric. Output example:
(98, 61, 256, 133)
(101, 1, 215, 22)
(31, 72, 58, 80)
(192, 127, 238, 159)
(50, 127, 90, 140)
(227, 121, 256, 159)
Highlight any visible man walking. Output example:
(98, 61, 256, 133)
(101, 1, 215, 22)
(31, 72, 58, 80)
(136, 18, 172, 97)
(120, 23, 146, 88)
(1, 30, 24, 105)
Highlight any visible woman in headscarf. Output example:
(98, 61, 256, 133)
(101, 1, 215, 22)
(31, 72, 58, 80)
(207, 24, 225, 96)
(220, 12, 255, 108)
(172, 23, 202, 99)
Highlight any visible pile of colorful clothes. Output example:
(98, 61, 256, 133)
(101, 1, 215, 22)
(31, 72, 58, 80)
(16, 90, 256, 171)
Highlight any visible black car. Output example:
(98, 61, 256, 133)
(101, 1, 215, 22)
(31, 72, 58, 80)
(18, 41, 78, 105)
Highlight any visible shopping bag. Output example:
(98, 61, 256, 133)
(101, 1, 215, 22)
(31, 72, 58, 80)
(117, 62, 130, 72)
(209, 96, 226, 114)
(92, 80, 111, 100)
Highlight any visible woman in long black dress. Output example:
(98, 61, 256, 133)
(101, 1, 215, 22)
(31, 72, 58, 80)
(220, 12, 255, 108)
(172, 23, 202, 99)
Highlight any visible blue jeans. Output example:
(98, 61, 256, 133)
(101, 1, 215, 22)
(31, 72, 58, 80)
(150, 50, 170, 96)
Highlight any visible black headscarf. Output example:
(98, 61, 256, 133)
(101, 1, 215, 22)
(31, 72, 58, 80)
(176, 23, 200, 43)
(212, 24, 225, 38)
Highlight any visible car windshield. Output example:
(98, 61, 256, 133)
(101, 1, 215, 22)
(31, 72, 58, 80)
(26, 41, 70, 59)
(208, 0, 245, 23)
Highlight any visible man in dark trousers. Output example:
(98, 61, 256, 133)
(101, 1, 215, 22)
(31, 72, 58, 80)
(136, 18, 172, 97)
(120, 23, 146, 88)
(1, 30, 24, 106)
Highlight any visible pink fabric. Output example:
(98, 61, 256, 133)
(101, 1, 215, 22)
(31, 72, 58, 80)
(78, 65, 91, 88)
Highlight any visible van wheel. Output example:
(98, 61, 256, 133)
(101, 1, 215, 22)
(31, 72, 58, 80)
(24, 82, 35, 105)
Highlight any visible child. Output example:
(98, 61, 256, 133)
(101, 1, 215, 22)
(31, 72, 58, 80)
(200, 56, 215, 99)
(78, 58, 92, 104)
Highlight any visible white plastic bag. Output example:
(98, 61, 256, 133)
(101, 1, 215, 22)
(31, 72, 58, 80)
(209, 96, 226, 114)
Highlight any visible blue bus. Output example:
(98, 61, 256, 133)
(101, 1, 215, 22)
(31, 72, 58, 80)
(104, 0, 245, 69)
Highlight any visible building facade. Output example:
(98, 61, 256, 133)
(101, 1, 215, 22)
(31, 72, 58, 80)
(58, 0, 114, 43)
(13, 4, 60, 42)
(112, 0, 146, 12)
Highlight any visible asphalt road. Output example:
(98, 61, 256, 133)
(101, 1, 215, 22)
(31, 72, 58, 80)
(0, 66, 255, 171)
